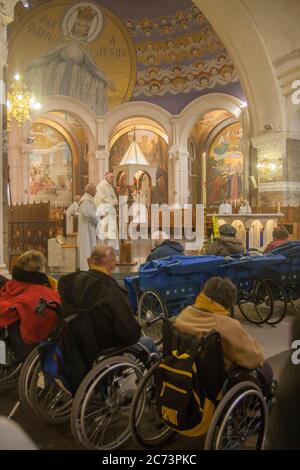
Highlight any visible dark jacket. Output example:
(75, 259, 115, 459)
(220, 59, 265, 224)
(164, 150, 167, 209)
(58, 269, 141, 367)
(206, 236, 244, 257)
(147, 240, 184, 262)
(268, 311, 300, 449)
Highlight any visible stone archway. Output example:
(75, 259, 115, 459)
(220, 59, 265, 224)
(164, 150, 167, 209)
(193, 0, 286, 136)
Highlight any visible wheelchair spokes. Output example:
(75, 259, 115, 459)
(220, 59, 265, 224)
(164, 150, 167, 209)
(238, 280, 273, 324)
(71, 356, 143, 450)
(130, 363, 175, 448)
(206, 383, 268, 450)
(138, 290, 167, 345)
(29, 365, 72, 423)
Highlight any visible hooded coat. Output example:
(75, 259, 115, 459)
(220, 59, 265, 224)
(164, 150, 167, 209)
(206, 236, 244, 257)
(58, 269, 141, 369)
(147, 240, 184, 262)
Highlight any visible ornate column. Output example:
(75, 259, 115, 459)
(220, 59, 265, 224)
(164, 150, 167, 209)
(95, 117, 109, 184)
(0, 0, 19, 274)
(169, 117, 189, 205)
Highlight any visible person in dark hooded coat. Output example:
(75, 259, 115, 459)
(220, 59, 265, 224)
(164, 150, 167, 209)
(58, 245, 141, 357)
(146, 231, 185, 262)
(58, 245, 157, 384)
(207, 224, 244, 257)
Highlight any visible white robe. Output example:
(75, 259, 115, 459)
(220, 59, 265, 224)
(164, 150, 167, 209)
(78, 193, 98, 271)
(219, 203, 232, 215)
(65, 201, 79, 234)
(95, 180, 119, 250)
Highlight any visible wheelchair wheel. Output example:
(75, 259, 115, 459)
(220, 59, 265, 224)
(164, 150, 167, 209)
(29, 361, 73, 424)
(18, 347, 40, 413)
(264, 279, 287, 325)
(238, 280, 273, 324)
(130, 362, 176, 449)
(205, 381, 268, 450)
(71, 355, 144, 450)
(138, 290, 168, 345)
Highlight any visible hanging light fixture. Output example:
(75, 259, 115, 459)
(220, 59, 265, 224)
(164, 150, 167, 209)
(7, 74, 41, 126)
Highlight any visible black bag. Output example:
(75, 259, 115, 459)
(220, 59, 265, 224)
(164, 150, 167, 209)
(156, 331, 206, 433)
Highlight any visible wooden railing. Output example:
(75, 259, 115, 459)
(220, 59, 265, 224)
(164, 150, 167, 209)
(8, 202, 64, 260)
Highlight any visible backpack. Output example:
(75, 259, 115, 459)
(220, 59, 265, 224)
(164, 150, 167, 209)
(38, 341, 71, 393)
(156, 329, 207, 435)
(37, 313, 91, 396)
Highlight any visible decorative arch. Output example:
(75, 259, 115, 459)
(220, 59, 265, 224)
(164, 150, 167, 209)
(32, 95, 97, 155)
(104, 101, 172, 143)
(249, 220, 263, 250)
(178, 93, 245, 150)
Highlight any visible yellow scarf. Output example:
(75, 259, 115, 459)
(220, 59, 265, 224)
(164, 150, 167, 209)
(89, 265, 110, 276)
(193, 293, 229, 316)
(47, 275, 58, 291)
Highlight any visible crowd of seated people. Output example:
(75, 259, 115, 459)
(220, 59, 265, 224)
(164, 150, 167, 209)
(1, 243, 299, 449)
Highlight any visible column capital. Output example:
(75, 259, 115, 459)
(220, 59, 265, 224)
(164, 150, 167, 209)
(95, 149, 109, 161)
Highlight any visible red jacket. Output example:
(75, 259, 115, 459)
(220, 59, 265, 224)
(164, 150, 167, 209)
(0, 280, 60, 344)
(264, 238, 289, 253)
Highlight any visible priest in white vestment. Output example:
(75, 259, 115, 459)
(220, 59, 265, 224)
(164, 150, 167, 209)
(95, 172, 119, 250)
(78, 183, 98, 271)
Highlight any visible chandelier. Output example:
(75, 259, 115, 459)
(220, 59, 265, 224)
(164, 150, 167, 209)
(7, 74, 41, 125)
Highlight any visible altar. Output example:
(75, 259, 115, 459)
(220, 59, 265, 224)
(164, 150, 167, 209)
(207, 213, 285, 250)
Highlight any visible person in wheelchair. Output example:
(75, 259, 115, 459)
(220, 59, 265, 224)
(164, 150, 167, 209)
(0, 251, 60, 361)
(264, 225, 290, 253)
(174, 277, 273, 394)
(58, 245, 156, 382)
(206, 224, 244, 257)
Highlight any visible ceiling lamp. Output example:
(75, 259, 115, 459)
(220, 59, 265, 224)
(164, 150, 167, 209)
(7, 75, 41, 125)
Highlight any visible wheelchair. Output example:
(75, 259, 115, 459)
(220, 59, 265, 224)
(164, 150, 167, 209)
(15, 299, 73, 424)
(18, 299, 158, 449)
(130, 320, 272, 450)
(70, 341, 157, 450)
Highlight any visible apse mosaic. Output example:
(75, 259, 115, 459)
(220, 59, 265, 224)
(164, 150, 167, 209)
(207, 122, 244, 206)
(28, 122, 73, 205)
(10, 0, 243, 115)
(9, 0, 137, 112)
(109, 129, 169, 204)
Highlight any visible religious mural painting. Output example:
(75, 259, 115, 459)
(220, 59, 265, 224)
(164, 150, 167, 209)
(9, 0, 137, 113)
(207, 122, 244, 206)
(109, 129, 169, 204)
(28, 122, 72, 205)
(9, 0, 243, 115)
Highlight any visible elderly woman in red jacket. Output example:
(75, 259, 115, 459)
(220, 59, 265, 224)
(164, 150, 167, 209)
(0, 251, 60, 349)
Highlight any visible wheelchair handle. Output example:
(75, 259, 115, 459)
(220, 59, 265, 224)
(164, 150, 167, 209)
(35, 298, 61, 316)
